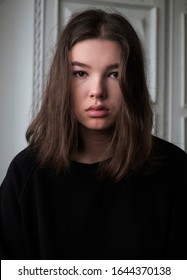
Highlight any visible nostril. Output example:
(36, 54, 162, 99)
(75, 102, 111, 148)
(89, 89, 107, 99)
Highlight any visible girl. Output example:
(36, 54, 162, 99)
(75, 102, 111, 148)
(1, 9, 187, 260)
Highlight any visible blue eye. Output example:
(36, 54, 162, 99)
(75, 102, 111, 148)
(73, 71, 87, 78)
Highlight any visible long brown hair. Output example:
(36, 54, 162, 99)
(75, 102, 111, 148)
(26, 9, 153, 182)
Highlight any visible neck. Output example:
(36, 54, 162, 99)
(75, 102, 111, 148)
(73, 127, 112, 163)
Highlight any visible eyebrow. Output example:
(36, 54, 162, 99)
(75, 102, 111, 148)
(71, 61, 119, 70)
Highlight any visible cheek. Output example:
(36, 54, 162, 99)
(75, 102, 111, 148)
(71, 82, 81, 104)
(112, 94, 123, 114)
(71, 82, 88, 107)
(110, 86, 123, 105)
(71, 92, 83, 118)
(108, 81, 122, 96)
(71, 87, 78, 116)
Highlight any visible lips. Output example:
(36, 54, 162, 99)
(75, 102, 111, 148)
(86, 104, 109, 110)
(85, 104, 109, 117)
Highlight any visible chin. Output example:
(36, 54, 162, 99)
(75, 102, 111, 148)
(79, 119, 115, 132)
(85, 123, 115, 132)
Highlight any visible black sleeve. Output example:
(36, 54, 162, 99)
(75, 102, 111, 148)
(166, 169, 187, 259)
(0, 149, 35, 259)
(165, 146, 187, 259)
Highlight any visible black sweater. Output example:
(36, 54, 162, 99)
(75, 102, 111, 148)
(0, 137, 187, 260)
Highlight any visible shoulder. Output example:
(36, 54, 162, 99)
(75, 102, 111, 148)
(0, 147, 38, 195)
(151, 136, 187, 175)
(153, 136, 187, 161)
(6, 147, 38, 175)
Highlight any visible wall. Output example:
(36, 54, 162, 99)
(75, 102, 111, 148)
(0, 0, 34, 183)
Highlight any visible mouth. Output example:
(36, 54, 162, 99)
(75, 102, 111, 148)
(85, 104, 109, 117)
(86, 105, 109, 111)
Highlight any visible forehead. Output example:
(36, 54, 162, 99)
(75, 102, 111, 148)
(69, 39, 122, 65)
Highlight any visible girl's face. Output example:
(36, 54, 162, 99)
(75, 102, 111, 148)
(70, 39, 123, 132)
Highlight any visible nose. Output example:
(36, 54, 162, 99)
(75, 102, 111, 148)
(89, 76, 107, 99)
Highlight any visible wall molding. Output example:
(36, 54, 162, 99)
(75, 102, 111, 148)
(164, 0, 173, 141)
(33, 0, 44, 117)
(59, 0, 155, 6)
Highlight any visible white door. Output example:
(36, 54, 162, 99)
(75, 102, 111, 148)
(169, 0, 187, 150)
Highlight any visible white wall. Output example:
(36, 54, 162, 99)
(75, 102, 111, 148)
(0, 0, 34, 183)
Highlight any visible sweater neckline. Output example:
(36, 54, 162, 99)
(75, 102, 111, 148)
(70, 160, 100, 171)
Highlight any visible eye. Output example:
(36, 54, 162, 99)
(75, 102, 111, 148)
(73, 71, 88, 78)
(108, 72, 119, 78)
